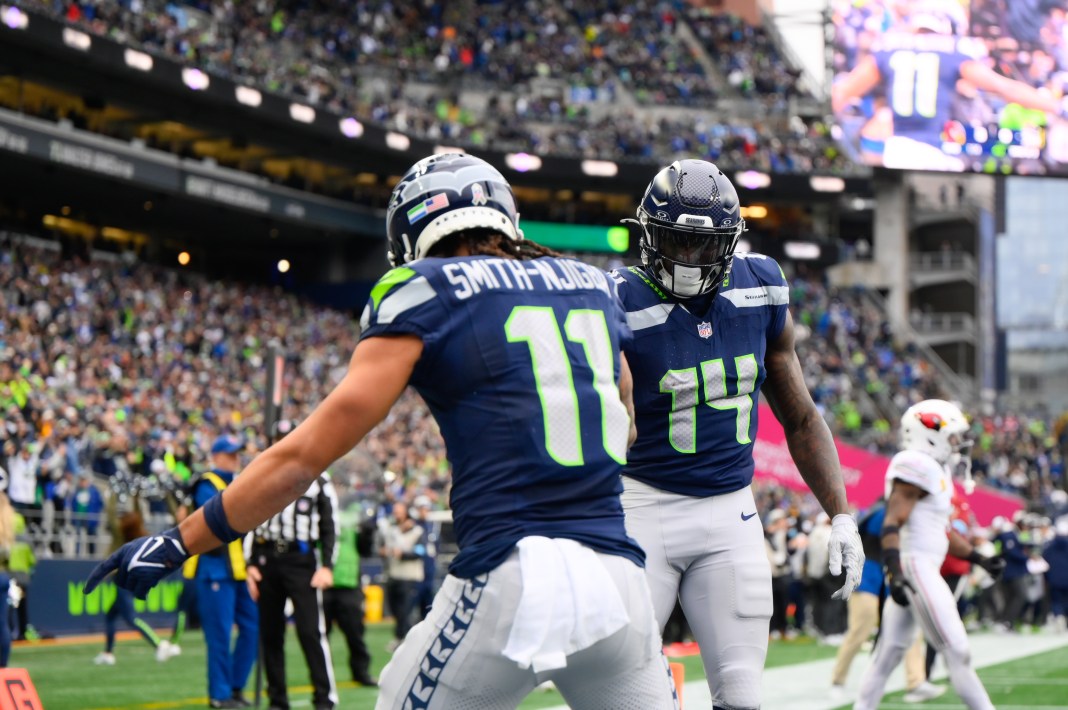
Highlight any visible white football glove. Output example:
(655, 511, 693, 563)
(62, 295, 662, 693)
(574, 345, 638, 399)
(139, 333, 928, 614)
(828, 513, 864, 600)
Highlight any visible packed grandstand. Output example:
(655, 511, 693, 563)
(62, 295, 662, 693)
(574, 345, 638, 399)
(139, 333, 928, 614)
(14, 0, 855, 174)
(0, 0, 1065, 556)
(1, 1, 1068, 708)
(2, 232, 1063, 531)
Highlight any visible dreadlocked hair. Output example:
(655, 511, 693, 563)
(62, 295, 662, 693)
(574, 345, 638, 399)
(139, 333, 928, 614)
(427, 229, 559, 261)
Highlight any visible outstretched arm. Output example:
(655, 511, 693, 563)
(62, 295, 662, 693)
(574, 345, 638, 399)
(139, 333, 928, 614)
(181, 335, 421, 554)
(86, 334, 423, 598)
(960, 61, 1062, 115)
(832, 54, 882, 114)
(763, 311, 848, 517)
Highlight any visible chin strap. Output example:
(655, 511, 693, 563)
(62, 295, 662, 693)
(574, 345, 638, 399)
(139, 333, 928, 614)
(402, 233, 415, 263)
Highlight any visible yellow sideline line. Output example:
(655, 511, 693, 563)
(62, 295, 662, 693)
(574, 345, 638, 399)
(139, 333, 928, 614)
(15, 629, 170, 647)
(89, 681, 370, 710)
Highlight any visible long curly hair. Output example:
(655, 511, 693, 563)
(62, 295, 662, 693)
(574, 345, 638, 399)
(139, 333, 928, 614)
(427, 229, 559, 261)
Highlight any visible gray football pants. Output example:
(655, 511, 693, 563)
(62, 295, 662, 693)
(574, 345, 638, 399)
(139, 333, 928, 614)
(623, 478, 773, 709)
(376, 546, 679, 710)
(854, 553, 993, 710)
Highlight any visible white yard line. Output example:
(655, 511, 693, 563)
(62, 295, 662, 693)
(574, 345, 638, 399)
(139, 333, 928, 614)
(539, 631, 1068, 710)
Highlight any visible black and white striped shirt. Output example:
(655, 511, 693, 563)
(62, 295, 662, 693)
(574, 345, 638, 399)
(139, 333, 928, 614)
(251, 474, 339, 567)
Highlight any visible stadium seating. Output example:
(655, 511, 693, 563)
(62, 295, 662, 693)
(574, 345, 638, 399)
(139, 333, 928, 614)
(16, 0, 854, 173)
(0, 232, 1059, 552)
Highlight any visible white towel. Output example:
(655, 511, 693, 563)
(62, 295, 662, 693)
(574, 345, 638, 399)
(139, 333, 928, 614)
(502, 536, 631, 673)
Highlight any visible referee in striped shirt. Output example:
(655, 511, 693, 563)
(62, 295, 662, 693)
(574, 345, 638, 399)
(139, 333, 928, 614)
(246, 420, 339, 710)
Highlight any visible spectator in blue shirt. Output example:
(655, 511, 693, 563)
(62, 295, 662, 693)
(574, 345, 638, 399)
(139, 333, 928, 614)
(68, 473, 103, 555)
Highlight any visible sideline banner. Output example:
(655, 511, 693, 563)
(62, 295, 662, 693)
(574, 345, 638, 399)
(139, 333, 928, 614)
(28, 560, 185, 637)
(752, 404, 1023, 524)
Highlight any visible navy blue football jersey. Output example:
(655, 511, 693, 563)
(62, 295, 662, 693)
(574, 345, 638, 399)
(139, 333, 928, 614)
(360, 255, 644, 578)
(873, 33, 980, 146)
(612, 253, 789, 497)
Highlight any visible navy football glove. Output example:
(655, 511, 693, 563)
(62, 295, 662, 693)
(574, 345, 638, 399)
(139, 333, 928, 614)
(84, 528, 190, 600)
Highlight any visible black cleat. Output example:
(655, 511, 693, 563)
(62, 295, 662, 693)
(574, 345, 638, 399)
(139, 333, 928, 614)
(208, 700, 243, 709)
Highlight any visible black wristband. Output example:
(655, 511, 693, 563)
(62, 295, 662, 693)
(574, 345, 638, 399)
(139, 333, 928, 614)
(967, 549, 984, 564)
(883, 547, 903, 575)
(880, 524, 900, 540)
(203, 492, 244, 544)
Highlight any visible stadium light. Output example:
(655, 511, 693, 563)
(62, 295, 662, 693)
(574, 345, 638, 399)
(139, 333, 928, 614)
(435, 145, 465, 155)
(740, 205, 768, 219)
(339, 118, 364, 138)
(735, 171, 771, 190)
(289, 103, 315, 124)
(181, 68, 210, 91)
(178, 251, 191, 266)
(62, 28, 91, 51)
(385, 132, 411, 151)
(505, 152, 542, 172)
(784, 241, 821, 260)
(277, 259, 291, 274)
(809, 176, 845, 193)
(235, 86, 262, 107)
(124, 49, 153, 72)
(1, 6, 29, 30)
(581, 160, 618, 177)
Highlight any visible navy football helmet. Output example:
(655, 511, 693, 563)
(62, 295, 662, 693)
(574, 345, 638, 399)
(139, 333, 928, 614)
(386, 153, 522, 266)
(629, 159, 746, 299)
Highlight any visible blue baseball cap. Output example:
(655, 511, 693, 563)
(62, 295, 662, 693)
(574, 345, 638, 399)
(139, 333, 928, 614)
(210, 434, 244, 455)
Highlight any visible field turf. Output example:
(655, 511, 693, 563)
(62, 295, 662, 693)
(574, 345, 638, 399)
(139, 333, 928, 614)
(832, 642, 1068, 710)
(17, 623, 1068, 709)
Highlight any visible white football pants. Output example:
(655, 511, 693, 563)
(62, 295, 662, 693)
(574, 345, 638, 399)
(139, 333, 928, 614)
(623, 478, 773, 709)
(854, 553, 993, 710)
(376, 545, 679, 710)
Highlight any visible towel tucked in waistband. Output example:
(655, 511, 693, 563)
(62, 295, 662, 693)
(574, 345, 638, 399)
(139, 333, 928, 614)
(502, 536, 631, 673)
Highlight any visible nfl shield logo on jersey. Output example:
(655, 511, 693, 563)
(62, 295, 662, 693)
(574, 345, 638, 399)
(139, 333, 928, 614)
(697, 322, 712, 338)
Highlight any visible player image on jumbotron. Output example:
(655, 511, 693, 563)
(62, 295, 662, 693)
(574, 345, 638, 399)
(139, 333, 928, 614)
(831, 0, 1068, 175)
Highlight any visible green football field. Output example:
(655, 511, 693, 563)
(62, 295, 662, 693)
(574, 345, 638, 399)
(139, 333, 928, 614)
(830, 644, 1068, 710)
(15, 623, 1068, 709)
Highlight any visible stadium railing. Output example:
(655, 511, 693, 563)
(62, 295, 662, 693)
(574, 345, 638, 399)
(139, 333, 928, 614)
(859, 288, 976, 406)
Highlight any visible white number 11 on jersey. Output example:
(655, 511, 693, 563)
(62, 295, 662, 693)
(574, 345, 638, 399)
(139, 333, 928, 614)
(505, 306, 630, 467)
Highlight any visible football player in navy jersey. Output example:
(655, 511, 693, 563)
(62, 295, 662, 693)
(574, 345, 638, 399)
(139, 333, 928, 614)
(85, 153, 678, 710)
(832, 4, 1068, 171)
(612, 159, 865, 710)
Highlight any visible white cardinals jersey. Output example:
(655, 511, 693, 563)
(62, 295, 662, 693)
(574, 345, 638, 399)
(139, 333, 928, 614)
(884, 449, 952, 561)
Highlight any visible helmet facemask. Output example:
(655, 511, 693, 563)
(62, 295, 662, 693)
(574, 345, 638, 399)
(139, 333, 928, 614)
(636, 208, 743, 299)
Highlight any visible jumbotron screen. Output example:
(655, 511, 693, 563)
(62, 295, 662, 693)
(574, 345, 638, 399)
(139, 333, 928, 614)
(830, 0, 1068, 175)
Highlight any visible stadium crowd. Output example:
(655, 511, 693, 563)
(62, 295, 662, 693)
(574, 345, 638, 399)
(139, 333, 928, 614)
(0, 228, 1066, 648)
(16, 0, 855, 173)
(1, 230, 1064, 517)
